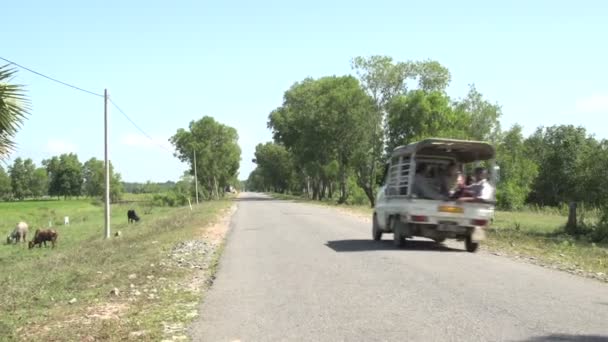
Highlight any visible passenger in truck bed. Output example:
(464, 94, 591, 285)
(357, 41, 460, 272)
(412, 163, 447, 200)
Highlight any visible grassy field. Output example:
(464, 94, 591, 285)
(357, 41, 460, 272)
(0, 197, 233, 341)
(269, 193, 608, 280)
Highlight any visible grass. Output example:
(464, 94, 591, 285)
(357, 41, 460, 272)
(268, 192, 608, 278)
(0, 196, 233, 341)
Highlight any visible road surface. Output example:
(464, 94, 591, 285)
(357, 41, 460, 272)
(190, 193, 608, 342)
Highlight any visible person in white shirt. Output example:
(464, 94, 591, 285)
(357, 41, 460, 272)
(458, 167, 495, 202)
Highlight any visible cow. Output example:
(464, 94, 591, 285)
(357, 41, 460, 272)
(28, 229, 58, 249)
(6, 221, 28, 245)
(127, 209, 140, 223)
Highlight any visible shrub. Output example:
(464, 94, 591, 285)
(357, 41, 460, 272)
(152, 192, 189, 207)
(589, 207, 608, 243)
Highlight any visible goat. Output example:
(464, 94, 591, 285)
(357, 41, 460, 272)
(127, 209, 140, 223)
(28, 229, 58, 249)
(6, 221, 28, 245)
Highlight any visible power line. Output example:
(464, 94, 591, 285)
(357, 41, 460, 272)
(0, 56, 103, 97)
(109, 98, 174, 154)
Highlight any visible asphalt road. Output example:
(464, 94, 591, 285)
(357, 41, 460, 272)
(190, 193, 608, 342)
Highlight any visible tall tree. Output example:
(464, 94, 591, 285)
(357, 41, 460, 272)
(525, 125, 593, 206)
(30, 167, 48, 197)
(170, 116, 241, 199)
(495, 125, 539, 209)
(268, 76, 375, 203)
(44, 153, 83, 199)
(453, 84, 502, 142)
(0, 165, 11, 199)
(82, 157, 123, 202)
(252, 142, 294, 193)
(0, 65, 30, 159)
(415, 59, 452, 92)
(386, 90, 468, 152)
(9, 157, 35, 199)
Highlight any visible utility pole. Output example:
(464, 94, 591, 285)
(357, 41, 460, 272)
(193, 148, 199, 204)
(104, 89, 111, 239)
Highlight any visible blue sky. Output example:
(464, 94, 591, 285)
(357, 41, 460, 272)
(3, 0, 607, 182)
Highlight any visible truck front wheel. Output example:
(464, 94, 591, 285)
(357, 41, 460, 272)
(372, 214, 382, 241)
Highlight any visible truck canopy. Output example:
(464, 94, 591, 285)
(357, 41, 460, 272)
(391, 138, 495, 163)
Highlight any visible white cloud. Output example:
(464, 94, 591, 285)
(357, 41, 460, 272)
(120, 133, 172, 151)
(575, 93, 608, 113)
(46, 139, 78, 154)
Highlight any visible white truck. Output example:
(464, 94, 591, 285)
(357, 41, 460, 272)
(372, 138, 499, 252)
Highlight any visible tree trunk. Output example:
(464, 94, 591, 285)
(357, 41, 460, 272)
(328, 183, 333, 199)
(338, 165, 347, 204)
(566, 201, 577, 234)
(320, 181, 326, 201)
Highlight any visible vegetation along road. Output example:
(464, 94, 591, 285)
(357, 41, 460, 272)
(191, 193, 608, 342)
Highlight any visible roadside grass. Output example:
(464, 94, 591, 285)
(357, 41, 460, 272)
(268, 193, 608, 278)
(0, 197, 233, 341)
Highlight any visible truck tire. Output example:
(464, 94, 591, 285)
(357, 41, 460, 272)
(372, 214, 382, 241)
(465, 235, 479, 253)
(391, 217, 405, 247)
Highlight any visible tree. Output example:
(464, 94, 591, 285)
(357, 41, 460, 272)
(0, 65, 30, 159)
(9, 157, 35, 199)
(415, 59, 452, 92)
(453, 84, 502, 142)
(350, 56, 414, 206)
(495, 125, 539, 210)
(268, 76, 375, 203)
(30, 167, 48, 197)
(44, 153, 83, 199)
(252, 142, 294, 193)
(82, 158, 123, 202)
(386, 90, 468, 152)
(525, 125, 594, 206)
(0, 165, 11, 200)
(170, 116, 241, 200)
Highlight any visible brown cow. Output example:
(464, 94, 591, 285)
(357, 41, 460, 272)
(28, 229, 58, 249)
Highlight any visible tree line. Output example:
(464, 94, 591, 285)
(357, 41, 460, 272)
(0, 154, 123, 202)
(246, 55, 608, 216)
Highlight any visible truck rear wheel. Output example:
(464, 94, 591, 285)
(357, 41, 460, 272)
(465, 235, 479, 253)
(372, 214, 382, 241)
(391, 218, 405, 247)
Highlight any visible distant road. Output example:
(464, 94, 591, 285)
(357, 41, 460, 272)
(190, 192, 608, 342)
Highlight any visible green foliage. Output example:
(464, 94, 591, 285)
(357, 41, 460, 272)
(152, 192, 189, 207)
(0, 166, 11, 200)
(453, 84, 502, 142)
(0, 65, 30, 159)
(589, 207, 608, 243)
(268, 75, 375, 203)
(43, 153, 83, 199)
(8, 157, 42, 199)
(82, 158, 123, 202)
(525, 125, 598, 206)
(386, 90, 467, 151)
(252, 142, 294, 193)
(30, 167, 48, 197)
(495, 125, 539, 210)
(170, 116, 241, 200)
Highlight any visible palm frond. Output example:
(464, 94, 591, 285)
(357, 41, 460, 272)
(0, 64, 30, 159)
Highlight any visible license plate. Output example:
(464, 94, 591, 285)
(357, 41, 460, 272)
(438, 205, 464, 214)
(438, 224, 461, 232)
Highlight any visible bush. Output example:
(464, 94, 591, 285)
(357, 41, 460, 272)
(589, 207, 608, 243)
(152, 192, 189, 207)
(497, 181, 527, 210)
(345, 176, 368, 206)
